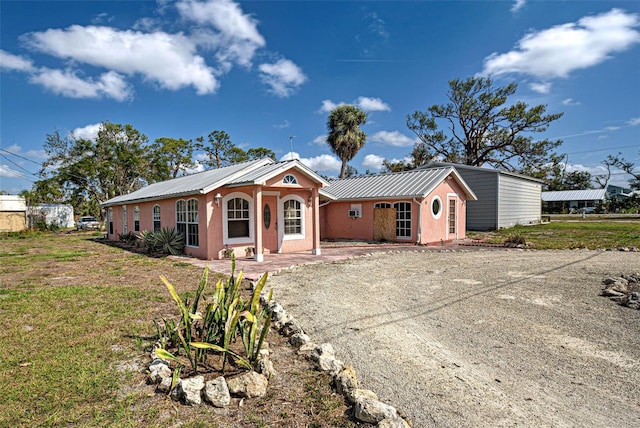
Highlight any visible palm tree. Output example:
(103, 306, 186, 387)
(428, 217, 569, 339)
(326, 105, 367, 179)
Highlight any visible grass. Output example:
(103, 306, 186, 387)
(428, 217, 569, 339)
(468, 220, 640, 250)
(0, 232, 364, 427)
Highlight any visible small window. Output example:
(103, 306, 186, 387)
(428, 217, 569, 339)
(374, 202, 391, 209)
(263, 204, 271, 229)
(153, 205, 161, 231)
(283, 174, 298, 184)
(133, 206, 140, 232)
(431, 196, 442, 220)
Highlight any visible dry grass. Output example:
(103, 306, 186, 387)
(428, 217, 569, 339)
(0, 231, 365, 427)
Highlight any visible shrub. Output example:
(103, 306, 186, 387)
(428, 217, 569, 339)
(504, 233, 526, 246)
(152, 227, 185, 256)
(118, 231, 137, 245)
(156, 255, 272, 375)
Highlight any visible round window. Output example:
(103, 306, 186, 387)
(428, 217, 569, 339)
(263, 204, 271, 229)
(431, 197, 442, 219)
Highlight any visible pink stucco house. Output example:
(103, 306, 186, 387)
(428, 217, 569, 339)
(101, 158, 328, 261)
(102, 161, 476, 260)
(319, 166, 477, 244)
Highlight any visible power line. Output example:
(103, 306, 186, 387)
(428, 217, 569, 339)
(0, 153, 39, 177)
(0, 148, 44, 166)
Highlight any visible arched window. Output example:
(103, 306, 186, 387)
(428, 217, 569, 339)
(186, 199, 199, 247)
(221, 193, 254, 245)
(283, 174, 298, 184)
(394, 202, 411, 239)
(153, 205, 161, 231)
(176, 200, 187, 239)
(282, 195, 305, 239)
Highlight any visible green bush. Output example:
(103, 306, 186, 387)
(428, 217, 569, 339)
(118, 231, 137, 245)
(156, 256, 272, 375)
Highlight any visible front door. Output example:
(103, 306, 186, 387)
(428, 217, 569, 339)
(262, 196, 279, 253)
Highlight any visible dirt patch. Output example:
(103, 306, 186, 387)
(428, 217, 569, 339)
(265, 249, 640, 427)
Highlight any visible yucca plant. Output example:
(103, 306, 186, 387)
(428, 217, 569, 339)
(153, 227, 185, 256)
(138, 230, 159, 253)
(239, 272, 272, 367)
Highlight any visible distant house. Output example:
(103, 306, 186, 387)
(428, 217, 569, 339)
(0, 195, 27, 232)
(427, 162, 543, 230)
(541, 188, 607, 213)
(319, 166, 477, 244)
(101, 159, 328, 261)
(28, 204, 75, 229)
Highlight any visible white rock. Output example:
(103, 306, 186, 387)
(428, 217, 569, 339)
(348, 388, 378, 404)
(203, 377, 231, 408)
(377, 417, 411, 428)
(147, 363, 172, 384)
(176, 375, 205, 405)
(290, 333, 311, 347)
(354, 397, 398, 423)
(227, 371, 268, 398)
(157, 376, 172, 393)
(334, 365, 358, 396)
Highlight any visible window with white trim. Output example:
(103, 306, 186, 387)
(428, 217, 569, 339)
(176, 200, 186, 239)
(153, 205, 161, 231)
(227, 197, 250, 238)
(282, 195, 305, 239)
(187, 199, 199, 247)
(394, 202, 411, 239)
(133, 206, 140, 232)
(283, 174, 298, 184)
(122, 205, 128, 234)
(431, 196, 443, 220)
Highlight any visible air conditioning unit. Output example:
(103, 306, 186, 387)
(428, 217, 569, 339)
(348, 209, 360, 218)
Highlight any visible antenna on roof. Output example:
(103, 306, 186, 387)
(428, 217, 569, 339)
(288, 136, 297, 160)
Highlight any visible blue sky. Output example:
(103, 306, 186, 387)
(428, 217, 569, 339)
(1, 0, 639, 194)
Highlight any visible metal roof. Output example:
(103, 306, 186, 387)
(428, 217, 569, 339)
(425, 162, 545, 183)
(541, 189, 607, 202)
(320, 167, 477, 201)
(227, 159, 330, 187)
(101, 158, 331, 207)
(102, 158, 272, 207)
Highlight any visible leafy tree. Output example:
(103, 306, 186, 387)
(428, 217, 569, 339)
(563, 171, 593, 190)
(228, 146, 249, 164)
(247, 147, 276, 161)
(151, 137, 196, 179)
(199, 130, 234, 169)
(326, 105, 367, 179)
(406, 77, 564, 172)
(37, 122, 154, 216)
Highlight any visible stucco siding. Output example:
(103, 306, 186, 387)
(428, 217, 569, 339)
(497, 174, 542, 228)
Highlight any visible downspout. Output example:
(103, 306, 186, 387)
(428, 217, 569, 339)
(413, 198, 423, 244)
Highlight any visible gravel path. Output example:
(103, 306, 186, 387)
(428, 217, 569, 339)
(266, 249, 640, 427)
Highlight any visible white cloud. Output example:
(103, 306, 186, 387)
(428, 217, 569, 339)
(3, 144, 46, 160)
(318, 96, 391, 113)
(482, 9, 640, 79)
(71, 123, 102, 140)
(258, 58, 307, 97)
(0, 164, 26, 178)
(29, 68, 132, 101)
(176, 0, 265, 69)
(311, 135, 327, 146)
(279, 152, 341, 172)
(511, 0, 526, 13)
(627, 117, 640, 126)
(529, 82, 551, 94)
(355, 96, 391, 112)
(318, 100, 342, 113)
(21, 25, 218, 95)
(369, 130, 414, 147)
(361, 154, 386, 170)
(0, 50, 35, 72)
(562, 98, 581, 106)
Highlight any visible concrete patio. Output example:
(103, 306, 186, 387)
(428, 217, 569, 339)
(171, 240, 472, 280)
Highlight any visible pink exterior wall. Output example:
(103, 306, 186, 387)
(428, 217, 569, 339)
(321, 175, 469, 245)
(105, 168, 324, 260)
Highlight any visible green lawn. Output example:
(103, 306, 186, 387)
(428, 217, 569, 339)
(469, 220, 640, 250)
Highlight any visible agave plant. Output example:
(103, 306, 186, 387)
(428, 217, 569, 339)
(153, 227, 185, 256)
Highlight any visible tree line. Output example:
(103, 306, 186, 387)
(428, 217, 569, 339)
(22, 77, 639, 217)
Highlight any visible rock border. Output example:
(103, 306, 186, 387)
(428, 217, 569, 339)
(601, 273, 640, 310)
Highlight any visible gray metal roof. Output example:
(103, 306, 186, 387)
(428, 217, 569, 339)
(102, 158, 272, 207)
(541, 189, 607, 202)
(320, 167, 477, 201)
(227, 159, 330, 187)
(425, 162, 545, 183)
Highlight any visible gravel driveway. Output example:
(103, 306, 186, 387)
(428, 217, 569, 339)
(266, 249, 640, 427)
